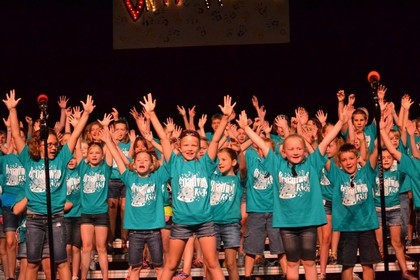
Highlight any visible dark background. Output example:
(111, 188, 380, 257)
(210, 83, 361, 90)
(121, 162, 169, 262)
(1, 0, 419, 131)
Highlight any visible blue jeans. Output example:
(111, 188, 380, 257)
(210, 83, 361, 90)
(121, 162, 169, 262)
(128, 229, 163, 267)
(26, 213, 67, 264)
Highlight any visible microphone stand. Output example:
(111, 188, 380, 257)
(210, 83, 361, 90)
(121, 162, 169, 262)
(371, 81, 389, 278)
(40, 107, 56, 280)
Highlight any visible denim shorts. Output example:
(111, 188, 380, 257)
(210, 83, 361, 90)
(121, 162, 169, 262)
(64, 217, 82, 248)
(215, 222, 241, 250)
(170, 221, 216, 239)
(26, 212, 67, 264)
(338, 230, 381, 266)
(128, 229, 163, 267)
(17, 241, 28, 259)
(377, 208, 401, 227)
(108, 179, 126, 199)
(323, 200, 332, 215)
(0, 222, 5, 238)
(399, 193, 410, 238)
(80, 213, 109, 226)
(243, 212, 284, 255)
(280, 226, 317, 262)
(2, 206, 20, 231)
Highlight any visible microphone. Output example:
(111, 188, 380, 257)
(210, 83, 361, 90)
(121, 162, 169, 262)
(367, 71, 380, 89)
(37, 94, 48, 110)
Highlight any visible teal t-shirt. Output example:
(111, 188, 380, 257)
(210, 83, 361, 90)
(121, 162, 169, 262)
(18, 144, 72, 214)
(121, 165, 169, 230)
(398, 154, 420, 209)
(265, 148, 327, 228)
(210, 172, 244, 224)
(79, 160, 111, 214)
(343, 122, 377, 154)
(328, 162, 378, 231)
(0, 153, 26, 207)
(167, 152, 216, 225)
(373, 167, 403, 209)
(320, 167, 333, 202)
(111, 141, 131, 179)
(64, 167, 81, 218)
(244, 148, 274, 213)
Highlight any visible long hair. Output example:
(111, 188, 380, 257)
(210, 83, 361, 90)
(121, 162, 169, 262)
(27, 129, 58, 161)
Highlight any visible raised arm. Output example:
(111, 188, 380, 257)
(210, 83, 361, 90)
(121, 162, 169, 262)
(66, 95, 95, 153)
(318, 105, 349, 156)
(207, 95, 236, 161)
(140, 93, 172, 162)
(100, 127, 127, 174)
(2, 90, 25, 153)
(237, 110, 269, 157)
(55, 95, 69, 133)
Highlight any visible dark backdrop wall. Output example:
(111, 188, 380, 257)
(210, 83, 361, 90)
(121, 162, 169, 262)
(1, 0, 419, 131)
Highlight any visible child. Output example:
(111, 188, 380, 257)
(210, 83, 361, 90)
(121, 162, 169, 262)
(108, 118, 131, 251)
(325, 141, 381, 279)
(64, 156, 82, 280)
(372, 147, 417, 280)
(78, 115, 113, 280)
(237, 106, 348, 280)
(3, 90, 95, 280)
(101, 126, 170, 280)
(141, 93, 235, 280)
(210, 144, 246, 280)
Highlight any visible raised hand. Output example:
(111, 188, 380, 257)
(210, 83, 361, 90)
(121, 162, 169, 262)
(98, 113, 113, 127)
(3, 89, 21, 110)
(177, 105, 186, 116)
(80, 95, 95, 114)
(236, 110, 249, 129)
(57, 96, 69, 109)
(218, 95, 236, 117)
(140, 93, 156, 113)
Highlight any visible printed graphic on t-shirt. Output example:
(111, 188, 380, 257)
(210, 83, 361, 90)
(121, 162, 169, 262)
(28, 168, 62, 192)
(374, 177, 399, 197)
(177, 172, 208, 202)
(130, 184, 156, 207)
(210, 180, 235, 205)
(341, 182, 368, 206)
(278, 171, 310, 199)
(67, 177, 81, 195)
(253, 168, 273, 190)
(5, 163, 25, 185)
(83, 173, 106, 193)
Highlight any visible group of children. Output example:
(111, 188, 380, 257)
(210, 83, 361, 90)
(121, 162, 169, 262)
(0, 87, 418, 280)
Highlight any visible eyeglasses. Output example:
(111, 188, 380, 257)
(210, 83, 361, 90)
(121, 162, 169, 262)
(47, 143, 59, 149)
(349, 174, 355, 188)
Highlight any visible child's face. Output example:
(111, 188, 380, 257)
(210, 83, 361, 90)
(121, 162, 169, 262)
(211, 119, 221, 132)
(134, 140, 147, 154)
(339, 151, 358, 174)
(179, 135, 200, 161)
(326, 139, 339, 158)
(352, 113, 367, 132)
(86, 145, 104, 166)
(282, 137, 305, 164)
(382, 150, 394, 170)
(114, 123, 128, 141)
(198, 139, 209, 158)
(40, 135, 59, 160)
(389, 132, 400, 148)
(90, 124, 101, 141)
(236, 128, 247, 143)
(217, 150, 236, 175)
(133, 152, 153, 176)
